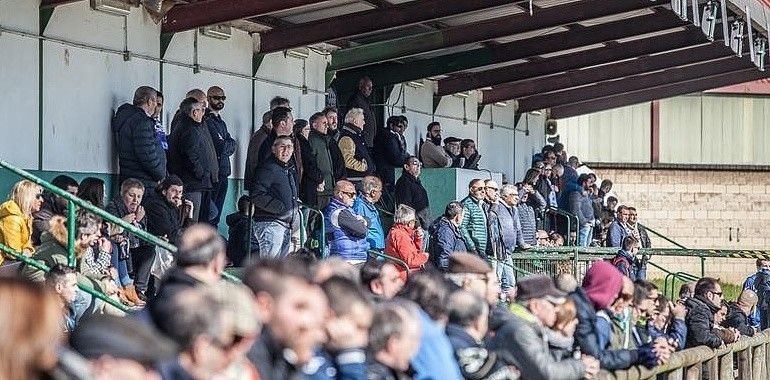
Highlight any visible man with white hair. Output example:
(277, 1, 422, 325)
(338, 108, 376, 182)
(325, 180, 370, 263)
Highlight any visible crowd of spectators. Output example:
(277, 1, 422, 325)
(0, 79, 768, 380)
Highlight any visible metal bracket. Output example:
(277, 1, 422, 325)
(671, 0, 688, 21)
(754, 38, 767, 70)
(730, 19, 745, 57)
(720, 0, 729, 47)
(691, 0, 700, 26)
(701, 0, 718, 40)
(746, 6, 755, 63)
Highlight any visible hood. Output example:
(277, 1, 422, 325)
(0, 200, 23, 220)
(41, 215, 69, 247)
(581, 261, 623, 310)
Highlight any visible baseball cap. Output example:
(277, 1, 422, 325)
(443, 137, 462, 145)
(515, 275, 566, 304)
(70, 315, 177, 365)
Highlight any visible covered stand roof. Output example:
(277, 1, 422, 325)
(48, 0, 770, 118)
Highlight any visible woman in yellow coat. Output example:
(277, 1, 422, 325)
(0, 180, 43, 263)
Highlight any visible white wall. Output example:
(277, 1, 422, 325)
(0, 0, 327, 179)
(386, 83, 545, 182)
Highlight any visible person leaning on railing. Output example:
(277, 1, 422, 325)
(0, 179, 43, 264)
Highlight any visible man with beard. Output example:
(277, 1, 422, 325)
(420, 122, 452, 168)
(324, 107, 341, 142)
(204, 86, 236, 226)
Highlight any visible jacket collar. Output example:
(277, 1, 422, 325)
(445, 323, 482, 346)
(342, 123, 363, 135)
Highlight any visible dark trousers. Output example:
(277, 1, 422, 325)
(131, 245, 156, 294)
(210, 177, 229, 227)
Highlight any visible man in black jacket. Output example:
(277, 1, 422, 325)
(250, 136, 299, 258)
(685, 277, 733, 348)
(394, 156, 430, 230)
(724, 289, 758, 337)
(374, 116, 410, 193)
(32, 175, 78, 245)
(346, 76, 376, 148)
(204, 86, 236, 227)
(112, 86, 166, 187)
(167, 97, 219, 222)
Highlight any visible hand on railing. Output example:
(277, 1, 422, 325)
(581, 355, 600, 380)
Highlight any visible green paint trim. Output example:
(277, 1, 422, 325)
(477, 105, 486, 121)
(325, 62, 336, 89)
(160, 32, 175, 59)
(38, 38, 43, 171)
(432, 95, 442, 115)
(252, 52, 265, 77)
(39, 8, 54, 35)
(331, 30, 444, 71)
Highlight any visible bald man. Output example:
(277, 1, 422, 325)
(724, 289, 758, 336)
(205, 86, 236, 227)
(148, 223, 226, 314)
(324, 180, 370, 263)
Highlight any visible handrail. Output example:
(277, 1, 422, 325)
(639, 222, 688, 249)
(487, 256, 534, 277)
(598, 330, 770, 380)
(545, 207, 578, 245)
(367, 249, 410, 274)
(0, 242, 128, 312)
(0, 160, 242, 284)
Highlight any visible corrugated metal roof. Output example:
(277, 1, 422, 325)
(268, 1, 374, 23)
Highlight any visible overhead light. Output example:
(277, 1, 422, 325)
(90, 0, 131, 16)
(200, 25, 232, 40)
(426, 76, 443, 81)
(406, 80, 424, 88)
(285, 47, 310, 59)
(452, 91, 471, 99)
(479, 86, 493, 91)
(529, 110, 543, 116)
(494, 102, 507, 107)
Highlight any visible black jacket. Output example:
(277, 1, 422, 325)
(250, 155, 299, 227)
(339, 124, 376, 179)
(204, 111, 236, 178)
(112, 103, 166, 184)
(685, 295, 724, 348)
(394, 172, 430, 229)
(167, 115, 219, 191)
(225, 212, 258, 267)
(570, 288, 638, 370)
(31, 191, 66, 246)
(244, 125, 271, 192)
(428, 216, 468, 271)
(374, 128, 409, 187)
(724, 302, 755, 337)
(247, 327, 306, 380)
(346, 90, 376, 147)
(148, 267, 203, 325)
(143, 190, 191, 246)
(366, 360, 414, 380)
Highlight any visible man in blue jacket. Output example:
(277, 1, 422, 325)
(352, 176, 385, 251)
(611, 235, 647, 281)
(428, 201, 467, 271)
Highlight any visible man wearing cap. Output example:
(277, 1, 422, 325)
(69, 314, 177, 380)
(489, 275, 600, 380)
(420, 122, 452, 168)
(444, 137, 463, 168)
(445, 252, 501, 306)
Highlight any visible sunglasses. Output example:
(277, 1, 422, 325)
(210, 95, 226, 101)
(487, 187, 498, 191)
(342, 191, 356, 197)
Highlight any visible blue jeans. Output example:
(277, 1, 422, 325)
(110, 243, 132, 286)
(493, 254, 516, 292)
(578, 225, 593, 247)
(254, 220, 291, 258)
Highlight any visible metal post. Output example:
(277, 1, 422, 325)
(700, 256, 705, 277)
(67, 200, 75, 267)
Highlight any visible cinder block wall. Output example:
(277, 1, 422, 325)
(594, 169, 770, 284)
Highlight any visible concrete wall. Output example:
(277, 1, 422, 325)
(595, 168, 770, 283)
(0, 0, 544, 231)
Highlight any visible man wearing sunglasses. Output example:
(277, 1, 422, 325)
(685, 278, 736, 349)
(325, 180, 370, 263)
(205, 86, 236, 227)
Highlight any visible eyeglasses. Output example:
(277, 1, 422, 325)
(471, 186, 485, 191)
(342, 191, 356, 197)
(711, 291, 723, 296)
(35, 193, 44, 200)
(408, 161, 422, 167)
(210, 95, 226, 101)
(486, 187, 498, 191)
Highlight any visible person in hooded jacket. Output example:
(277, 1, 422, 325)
(428, 201, 467, 271)
(112, 86, 166, 187)
(167, 97, 219, 222)
(685, 277, 732, 348)
(32, 175, 78, 246)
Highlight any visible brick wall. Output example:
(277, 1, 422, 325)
(594, 169, 770, 284)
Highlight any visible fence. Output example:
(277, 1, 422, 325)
(598, 330, 770, 380)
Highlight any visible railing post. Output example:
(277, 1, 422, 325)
(573, 246, 578, 277)
(700, 255, 706, 277)
(738, 347, 752, 380)
(67, 200, 76, 267)
(719, 350, 734, 380)
(751, 345, 764, 380)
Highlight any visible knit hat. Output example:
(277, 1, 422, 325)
(581, 261, 623, 310)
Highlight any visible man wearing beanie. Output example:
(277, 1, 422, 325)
(489, 275, 599, 380)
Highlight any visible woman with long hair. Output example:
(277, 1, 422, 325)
(76, 177, 105, 209)
(0, 278, 62, 380)
(0, 180, 44, 262)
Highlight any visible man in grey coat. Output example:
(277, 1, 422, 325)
(489, 275, 600, 380)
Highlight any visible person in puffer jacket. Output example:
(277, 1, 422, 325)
(516, 187, 537, 246)
(428, 201, 467, 271)
(324, 180, 370, 263)
(112, 86, 166, 187)
(459, 179, 487, 257)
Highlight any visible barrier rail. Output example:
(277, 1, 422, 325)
(0, 159, 241, 284)
(367, 249, 410, 274)
(598, 330, 770, 380)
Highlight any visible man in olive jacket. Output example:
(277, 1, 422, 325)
(303, 112, 344, 209)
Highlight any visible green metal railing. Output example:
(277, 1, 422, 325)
(300, 205, 326, 258)
(367, 249, 410, 274)
(545, 207, 578, 245)
(639, 223, 688, 249)
(0, 242, 128, 312)
(0, 159, 241, 285)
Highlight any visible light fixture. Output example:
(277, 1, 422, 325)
(406, 80, 424, 88)
(200, 25, 232, 40)
(452, 91, 471, 99)
(285, 47, 310, 59)
(493, 102, 507, 107)
(90, 0, 131, 16)
(529, 110, 543, 116)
